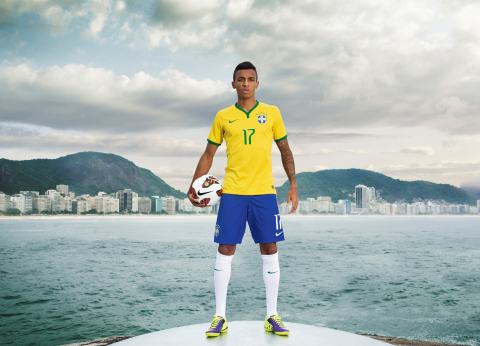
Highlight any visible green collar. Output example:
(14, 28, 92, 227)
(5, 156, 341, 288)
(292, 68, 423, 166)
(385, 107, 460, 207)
(235, 100, 259, 118)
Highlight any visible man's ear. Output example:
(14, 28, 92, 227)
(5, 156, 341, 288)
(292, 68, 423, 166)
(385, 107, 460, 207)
(232, 81, 236, 89)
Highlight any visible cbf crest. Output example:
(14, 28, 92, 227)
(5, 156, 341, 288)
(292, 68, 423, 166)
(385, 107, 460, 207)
(215, 224, 220, 237)
(257, 114, 267, 124)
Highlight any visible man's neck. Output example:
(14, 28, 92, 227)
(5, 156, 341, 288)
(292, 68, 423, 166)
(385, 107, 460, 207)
(236, 97, 257, 113)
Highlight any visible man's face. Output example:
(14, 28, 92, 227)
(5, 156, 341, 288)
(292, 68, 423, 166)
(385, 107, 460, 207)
(232, 69, 259, 100)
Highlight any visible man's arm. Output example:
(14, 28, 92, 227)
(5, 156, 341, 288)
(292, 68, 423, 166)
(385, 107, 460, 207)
(275, 138, 298, 213)
(187, 142, 219, 207)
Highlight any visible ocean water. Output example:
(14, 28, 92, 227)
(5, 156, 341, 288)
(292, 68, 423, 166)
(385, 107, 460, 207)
(0, 215, 479, 346)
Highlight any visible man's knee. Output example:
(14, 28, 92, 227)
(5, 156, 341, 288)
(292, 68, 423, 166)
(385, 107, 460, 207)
(259, 242, 277, 255)
(218, 244, 236, 256)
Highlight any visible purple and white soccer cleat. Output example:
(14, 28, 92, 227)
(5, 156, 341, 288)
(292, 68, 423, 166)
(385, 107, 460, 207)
(205, 315, 228, 337)
(264, 314, 290, 336)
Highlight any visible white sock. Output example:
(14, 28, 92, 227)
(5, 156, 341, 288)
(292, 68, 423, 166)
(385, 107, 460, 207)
(214, 251, 233, 319)
(262, 252, 280, 317)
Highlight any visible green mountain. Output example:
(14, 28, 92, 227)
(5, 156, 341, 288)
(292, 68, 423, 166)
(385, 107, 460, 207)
(0, 152, 186, 198)
(461, 185, 480, 199)
(276, 169, 477, 205)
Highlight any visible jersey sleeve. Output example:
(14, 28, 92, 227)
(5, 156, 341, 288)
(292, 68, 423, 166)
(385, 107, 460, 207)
(207, 113, 223, 146)
(273, 107, 288, 142)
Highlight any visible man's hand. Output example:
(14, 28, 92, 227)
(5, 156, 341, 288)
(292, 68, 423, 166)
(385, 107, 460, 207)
(287, 184, 299, 214)
(187, 187, 209, 208)
(187, 187, 203, 207)
(187, 142, 218, 208)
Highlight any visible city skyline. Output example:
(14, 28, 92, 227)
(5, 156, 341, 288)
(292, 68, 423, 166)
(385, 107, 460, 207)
(1, 1, 480, 190)
(1, 182, 478, 216)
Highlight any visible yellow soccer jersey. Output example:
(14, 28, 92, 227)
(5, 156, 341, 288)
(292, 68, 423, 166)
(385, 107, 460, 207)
(207, 101, 287, 195)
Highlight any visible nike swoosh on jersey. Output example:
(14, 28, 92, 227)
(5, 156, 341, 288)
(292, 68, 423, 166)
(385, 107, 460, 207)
(268, 271, 278, 274)
(276, 231, 283, 236)
(214, 268, 223, 271)
(229, 119, 238, 123)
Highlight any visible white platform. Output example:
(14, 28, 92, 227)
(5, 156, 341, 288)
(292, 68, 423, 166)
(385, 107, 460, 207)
(114, 321, 390, 346)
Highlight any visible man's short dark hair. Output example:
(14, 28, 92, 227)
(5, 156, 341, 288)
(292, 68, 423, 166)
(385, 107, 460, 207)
(233, 61, 257, 81)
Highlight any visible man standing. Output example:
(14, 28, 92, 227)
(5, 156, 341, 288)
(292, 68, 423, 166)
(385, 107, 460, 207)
(188, 61, 298, 337)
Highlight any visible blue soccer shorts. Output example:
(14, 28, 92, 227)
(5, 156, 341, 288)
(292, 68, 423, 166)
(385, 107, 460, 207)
(214, 193, 285, 245)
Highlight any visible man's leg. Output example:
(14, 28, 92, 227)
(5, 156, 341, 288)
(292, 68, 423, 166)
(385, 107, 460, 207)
(260, 242, 279, 317)
(207, 194, 247, 337)
(214, 244, 236, 318)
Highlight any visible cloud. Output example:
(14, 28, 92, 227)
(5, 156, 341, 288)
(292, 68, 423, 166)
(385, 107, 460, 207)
(400, 146, 435, 155)
(151, 0, 222, 28)
(0, 127, 222, 157)
(0, 122, 45, 136)
(378, 161, 480, 186)
(86, 0, 113, 38)
(153, 165, 224, 178)
(146, 23, 228, 50)
(224, 1, 480, 133)
(0, 1, 85, 31)
(3, 1, 480, 136)
(115, 0, 125, 14)
(40, 5, 72, 30)
(287, 132, 377, 143)
(2, 0, 480, 192)
(311, 165, 329, 171)
(0, 63, 230, 132)
(316, 149, 369, 155)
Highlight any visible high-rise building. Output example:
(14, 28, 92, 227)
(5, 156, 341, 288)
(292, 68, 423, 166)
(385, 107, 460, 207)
(166, 196, 175, 215)
(138, 197, 152, 214)
(60, 197, 73, 212)
(117, 189, 133, 212)
(11, 194, 26, 214)
(176, 198, 184, 212)
(150, 196, 160, 212)
(77, 198, 91, 213)
(56, 185, 69, 196)
(24, 195, 33, 213)
(90, 196, 107, 213)
(33, 195, 52, 213)
(367, 187, 376, 203)
(0, 193, 8, 212)
(46, 191, 62, 213)
(183, 198, 193, 212)
(152, 196, 164, 213)
(338, 199, 352, 214)
(104, 198, 119, 213)
(317, 196, 331, 212)
(20, 191, 39, 196)
(477, 200, 480, 214)
(335, 202, 347, 214)
(132, 192, 138, 212)
(72, 200, 78, 214)
(355, 185, 368, 211)
(161, 197, 168, 211)
(306, 198, 316, 212)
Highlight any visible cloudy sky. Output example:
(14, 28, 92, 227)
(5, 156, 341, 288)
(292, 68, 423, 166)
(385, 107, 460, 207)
(1, 0, 479, 192)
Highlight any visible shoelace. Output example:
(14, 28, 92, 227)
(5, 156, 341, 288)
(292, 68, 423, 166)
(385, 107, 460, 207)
(209, 316, 222, 329)
(271, 315, 286, 328)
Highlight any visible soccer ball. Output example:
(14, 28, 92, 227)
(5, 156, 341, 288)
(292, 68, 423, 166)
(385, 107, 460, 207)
(190, 175, 223, 206)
